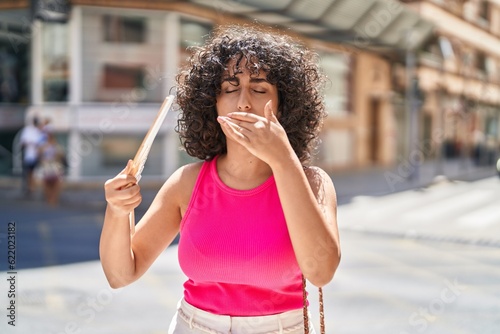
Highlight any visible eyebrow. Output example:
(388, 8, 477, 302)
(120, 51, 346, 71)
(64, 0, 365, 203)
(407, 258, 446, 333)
(221, 77, 270, 84)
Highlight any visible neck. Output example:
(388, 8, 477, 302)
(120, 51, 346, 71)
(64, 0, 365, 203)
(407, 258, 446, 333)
(217, 148, 272, 189)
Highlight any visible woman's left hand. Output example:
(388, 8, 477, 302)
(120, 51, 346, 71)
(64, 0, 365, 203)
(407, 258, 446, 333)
(217, 100, 293, 166)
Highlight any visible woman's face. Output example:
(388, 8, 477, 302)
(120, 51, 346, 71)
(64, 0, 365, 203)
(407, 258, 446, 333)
(216, 58, 279, 118)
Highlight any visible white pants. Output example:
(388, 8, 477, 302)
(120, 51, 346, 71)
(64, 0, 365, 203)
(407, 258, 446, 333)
(168, 298, 316, 334)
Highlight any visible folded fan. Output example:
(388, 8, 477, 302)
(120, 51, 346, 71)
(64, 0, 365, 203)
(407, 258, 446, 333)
(127, 95, 175, 235)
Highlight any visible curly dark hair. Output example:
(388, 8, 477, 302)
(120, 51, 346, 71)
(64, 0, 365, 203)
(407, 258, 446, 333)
(175, 24, 326, 165)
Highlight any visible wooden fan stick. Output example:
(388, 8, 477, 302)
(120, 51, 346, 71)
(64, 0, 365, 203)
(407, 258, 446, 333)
(125, 95, 175, 236)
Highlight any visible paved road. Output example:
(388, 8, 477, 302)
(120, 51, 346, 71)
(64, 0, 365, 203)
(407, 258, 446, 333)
(326, 230, 500, 334)
(339, 176, 500, 246)
(1, 176, 499, 333)
(0, 184, 157, 270)
(1, 228, 499, 333)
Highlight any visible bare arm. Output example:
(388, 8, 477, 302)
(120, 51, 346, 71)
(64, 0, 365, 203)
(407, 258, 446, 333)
(219, 102, 341, 287)
(271, 158, 340, 287)
(100, 161, 194, 288)
(100, 161, 141, 288)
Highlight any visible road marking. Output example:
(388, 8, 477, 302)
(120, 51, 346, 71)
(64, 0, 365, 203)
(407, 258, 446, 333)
(339, 182, 470, 224)
(400, 189, 495, 223)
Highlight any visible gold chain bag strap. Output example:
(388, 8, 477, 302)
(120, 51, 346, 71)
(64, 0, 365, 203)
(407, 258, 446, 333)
(302, 275, 325, 334)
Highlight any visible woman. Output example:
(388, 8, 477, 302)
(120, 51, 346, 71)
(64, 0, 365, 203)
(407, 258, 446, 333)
(38, 131, 65, 206)
(100, 25, 341, 333)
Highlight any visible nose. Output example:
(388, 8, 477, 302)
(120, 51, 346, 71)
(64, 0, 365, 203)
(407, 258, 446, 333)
(237, 91, 251, 111)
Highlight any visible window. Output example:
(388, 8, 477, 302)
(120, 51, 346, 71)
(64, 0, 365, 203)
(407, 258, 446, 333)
(101, 136, 141, 166)
(485, 57, 497, 80)
(103, 15, 146, 43)
(180, 20, 211, 48)
(476, 51, 487, 73)
(102, 64, 145, 89)
(42, 22, 69, 102)
(320, 52, 351, 116)
(97, 134, 162, 176)
(179, 20, 212, 67)
(479, 0, 490, 22)
(476, 0, 490, 29)
(0, 42, 29, 103)
(81, 9, 164, 102)
(486, 116, 498, 137)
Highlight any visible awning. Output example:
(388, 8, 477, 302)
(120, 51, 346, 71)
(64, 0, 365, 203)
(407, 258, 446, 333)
(190, 0, 435, 52)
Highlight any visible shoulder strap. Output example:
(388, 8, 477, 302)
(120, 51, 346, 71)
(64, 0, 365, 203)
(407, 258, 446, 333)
(302, 275, 326, 334)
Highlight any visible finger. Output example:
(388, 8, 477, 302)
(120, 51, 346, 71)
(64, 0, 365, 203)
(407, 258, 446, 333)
(218, 116, 247, 138)
(226, 112, 260, 122)
(105, 174, 137, 193)
(118, 160, 134, 176)
(118, 177, 140, 191)
(107, 184, 141, 204)
(225, 117, 249, 133)
(118, 174, 138, 188)
(121, 180, 137, 190)
(120, 193, 142, 207)
(109, 195, 142, 215)
(264, 100, 276, 122)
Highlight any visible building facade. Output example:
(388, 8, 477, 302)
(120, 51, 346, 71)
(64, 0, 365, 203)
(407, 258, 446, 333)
(0, 0, 440, 181)
(404, 0, 500, 168)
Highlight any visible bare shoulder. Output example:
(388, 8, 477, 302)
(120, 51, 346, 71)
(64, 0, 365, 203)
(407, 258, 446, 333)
(304, 166, 337, 204)
(304, 166, 335, 188)
(155, 161, 204, 208)
(168, 161, 204, 184)
(161, 161, 204, 195)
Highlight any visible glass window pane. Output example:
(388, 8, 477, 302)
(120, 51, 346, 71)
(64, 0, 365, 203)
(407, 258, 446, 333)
(42, 22, 69, 102)
(320, 52, 350, 117)
(179, 20, 212, 66)
(103, 15, 146, 43)
(102, 64, 145, 89)
(0, 42, 29, 103)
(94, 134, 162, 176)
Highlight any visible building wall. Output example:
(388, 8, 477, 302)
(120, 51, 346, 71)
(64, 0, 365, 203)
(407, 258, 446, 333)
(0, 1, 401, 178)
(409, 0, 500, 163)
(80, 6, 166, 103)
(354, 53, 395, 168)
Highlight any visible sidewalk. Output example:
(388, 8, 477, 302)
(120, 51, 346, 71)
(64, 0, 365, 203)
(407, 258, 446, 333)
(338, 175, 500, 247)
(331, 157, 497, 204)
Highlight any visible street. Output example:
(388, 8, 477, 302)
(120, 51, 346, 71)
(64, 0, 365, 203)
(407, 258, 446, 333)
(0, 176, 499, 333)
(325, 230, 500, 334)
(0, 184, 158, 270)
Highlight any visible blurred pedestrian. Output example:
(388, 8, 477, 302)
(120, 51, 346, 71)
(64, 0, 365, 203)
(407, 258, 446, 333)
(38, 131, 65, 206)
(19, 116, 43, 196)
(100, 25, 341, 333)
(40, 117, 54, 144)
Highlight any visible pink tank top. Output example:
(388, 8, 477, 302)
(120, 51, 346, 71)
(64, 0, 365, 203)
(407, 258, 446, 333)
(178, 156, 303, 316)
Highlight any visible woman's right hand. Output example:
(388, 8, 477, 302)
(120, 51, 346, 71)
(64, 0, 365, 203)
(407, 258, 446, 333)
(104, 160, 142, 216)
